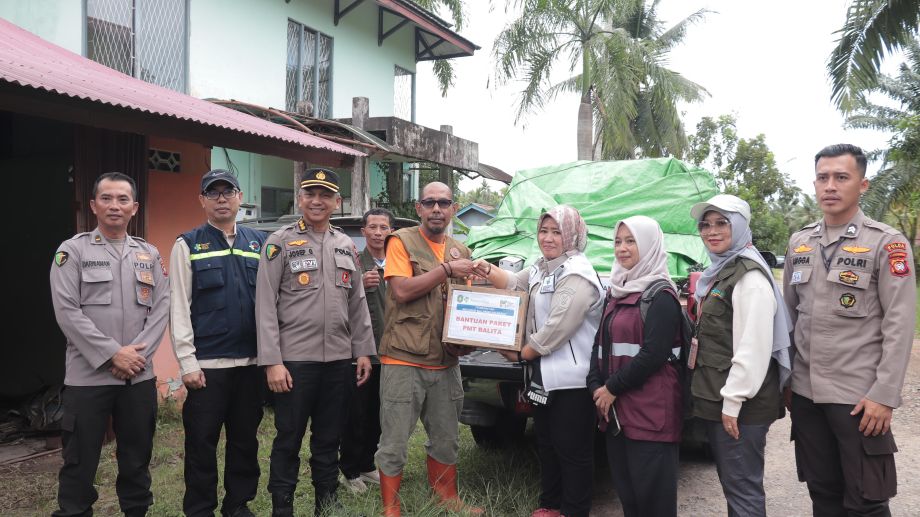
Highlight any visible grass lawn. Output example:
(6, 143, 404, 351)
(1, 402, 542, 516)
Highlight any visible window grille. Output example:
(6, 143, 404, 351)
(394, 66, 415, 122)
(86, 0, 188, 92)
(286, 20, 333, 117)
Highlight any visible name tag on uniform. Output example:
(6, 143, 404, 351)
(290, 257, 318, 272)
(540, 274, 556, 293)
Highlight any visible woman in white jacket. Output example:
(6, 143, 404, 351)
(689, 194, 792, 517)
(474, 205, 604, 517)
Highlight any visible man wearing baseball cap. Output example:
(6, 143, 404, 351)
(170, 169, 265, 517)
(255, 167, 376, 516)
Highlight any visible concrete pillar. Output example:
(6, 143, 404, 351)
(351, 97, 370, 216)
(438, 124, 453, 187)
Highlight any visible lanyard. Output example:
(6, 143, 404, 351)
(819, 241, 841, 271)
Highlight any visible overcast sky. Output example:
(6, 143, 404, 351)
(413, 0, 902, 193)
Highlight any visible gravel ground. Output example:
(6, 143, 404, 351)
(592, 340, 920, 516)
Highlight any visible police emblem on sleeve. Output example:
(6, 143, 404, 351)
(266, 244, 280, 261)
(888, 252, 910, 277)
(54, 251, 69, 267)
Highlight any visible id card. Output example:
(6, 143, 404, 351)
(687, 337, 699, 370)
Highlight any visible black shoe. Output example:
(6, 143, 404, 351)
(271, 492, 294, 517)
(225, 504, 256, 517)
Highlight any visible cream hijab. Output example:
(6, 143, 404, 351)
(608, 216, 674, 298)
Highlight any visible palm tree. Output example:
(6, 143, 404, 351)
(416, 0, 467, 95)
(846, 35, 920, 247)
(493, 0, 708, 160)
(827, 0, 920, 112)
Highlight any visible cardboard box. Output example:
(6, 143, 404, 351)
(442, 284, 528, 351)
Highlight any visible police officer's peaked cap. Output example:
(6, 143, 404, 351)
(300, 168, 340, 193)
(201, 169, 241, 192)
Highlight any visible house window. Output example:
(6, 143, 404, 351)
(261, 187, 295, 218)
(85, 0, 188, 92)
(394, 66, 415, 122)
(286, 20, 332, 117)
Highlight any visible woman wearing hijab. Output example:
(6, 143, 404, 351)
(689, 194, 792, 517)
(585, 216, 684, 517)
(473, 205, 605, 517)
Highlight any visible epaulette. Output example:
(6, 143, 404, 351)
(330, 224, 344, 234)
(863, 218, 901, 236)
(799, 221, 820, 231)
(69, 232, 91, 241)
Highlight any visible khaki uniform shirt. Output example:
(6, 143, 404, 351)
(50, 228, 170, 386)
(256, 218, 376, 365)
(783, 210, 916, 407)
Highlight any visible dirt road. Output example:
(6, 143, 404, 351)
(591, 341, 920, 516)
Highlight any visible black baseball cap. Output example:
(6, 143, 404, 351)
(300, 168, 340, 193)
(201, 169, 241, 192)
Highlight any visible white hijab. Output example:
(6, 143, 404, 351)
(608, 216, 674, 298)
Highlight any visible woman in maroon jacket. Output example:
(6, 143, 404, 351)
(586, 215, 684, 517)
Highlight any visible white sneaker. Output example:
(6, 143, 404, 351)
(359, 470, 381, 485)
(342, 475, 368, 494)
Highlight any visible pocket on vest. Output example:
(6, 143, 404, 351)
(691, 344, 732, 403)
(390, 315, 432, 356)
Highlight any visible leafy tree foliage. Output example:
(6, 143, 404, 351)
(828, 0, 920, 112)
(493, 0, 707, 160)
(688, 115, 801, 253)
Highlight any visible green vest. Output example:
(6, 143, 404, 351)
(359, 247, 386, 348)
(379, 227, 470, 367)
(691, 257, 784, 424)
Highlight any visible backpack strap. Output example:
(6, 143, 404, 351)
(639, 279, 677, 323)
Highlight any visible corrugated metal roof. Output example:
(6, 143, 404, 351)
(0, 18, 361, 158)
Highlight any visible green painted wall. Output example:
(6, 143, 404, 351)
(189, 0, 417, 118)
(1, 0, 83, 53)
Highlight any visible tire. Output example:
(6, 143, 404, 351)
(470, 413, 527, 449)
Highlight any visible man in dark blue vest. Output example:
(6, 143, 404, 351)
(169, 169, 265, 517)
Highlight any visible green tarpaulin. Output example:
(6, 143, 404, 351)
(466, 158, 720, 280)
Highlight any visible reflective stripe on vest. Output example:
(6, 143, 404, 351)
(189, 248, 260, 261)
(604, 342, 682, 359)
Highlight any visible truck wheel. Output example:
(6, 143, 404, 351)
(470, 414, 526, 449)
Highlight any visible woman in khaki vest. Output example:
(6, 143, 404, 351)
(689, 194, 792, 517)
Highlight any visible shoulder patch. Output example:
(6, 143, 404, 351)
(54, 251, 69, 267)
(265, 244, 280, 261)
(884, 242, 907, 253)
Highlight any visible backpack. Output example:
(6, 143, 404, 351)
(638, 279, 695, 419)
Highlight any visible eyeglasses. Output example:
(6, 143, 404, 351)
(697, 219, 731, 233)
(419, 198, 453, 209)
(203, 188, 239, 201)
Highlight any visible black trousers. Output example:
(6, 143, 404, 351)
(533, 388, 595, 517)
(268, 360, 353, 500)
(791, 393, 897, 517)
(606, 432, 679, 517)
(339, 363, 381, 479)
(182, 365, 263, 517)
(54, 379, 157, 517)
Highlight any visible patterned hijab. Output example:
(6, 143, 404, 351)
(608, 216, 674, 298)
(539, 205, 587, 253)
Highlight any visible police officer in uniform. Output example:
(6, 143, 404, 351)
(170, 169, 265, 517)
(256, 168, 375, 517)
(784, 144, 916, 516)
(50, 172, 169, 517)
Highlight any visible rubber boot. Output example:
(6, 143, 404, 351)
(426, 456, 483, 515)
(271, 492, 294, 517)
(379, 470, 402, 517)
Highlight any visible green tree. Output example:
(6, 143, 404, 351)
(827, 0, 920, 111)
(457, 179, 506, 207)
(416, 0, 468, 95)
(845, 37, 920, 265)
(493, 0, 708, 160)
(688, 115, 801, 253)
